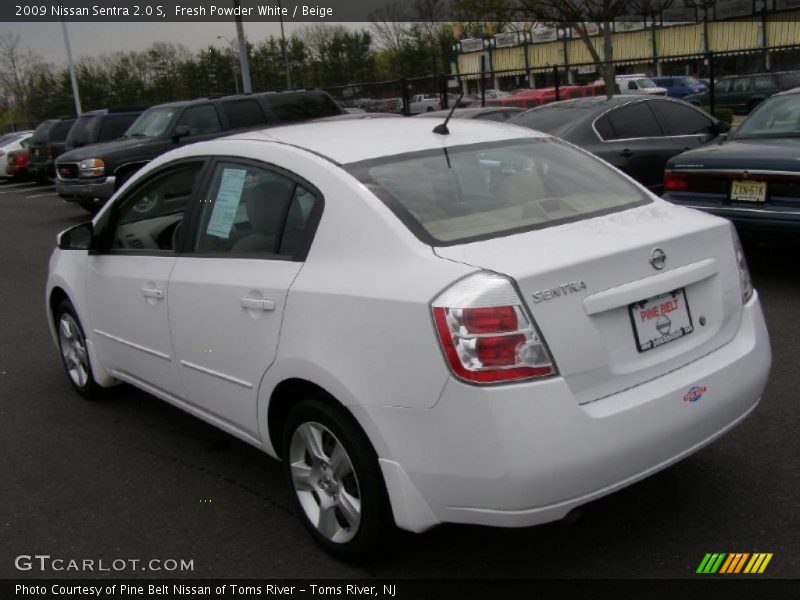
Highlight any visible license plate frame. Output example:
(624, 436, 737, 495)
(628, 289, 694, 353)
(730, 180, 767, 203)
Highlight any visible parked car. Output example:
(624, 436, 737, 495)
(5, 149, 30, 179)
(509, 95, 729, 192)
(663, 87, 800, 232)
(56, 90, 343, 212)
(409, 94, 442, 114)
(684, 71, 800, 114)
(651, 76, 708, 98)
(613, 74, 668, 96)
(27, 118, 76, 183)
(0, 131, 33, 179)
(49, 118, 769, 559)
(415, 107, 524, 121)
(64, 107, 146, 152)
(487, 84, 608, 109)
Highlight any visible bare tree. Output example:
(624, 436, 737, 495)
(0, 32, 48, 123)
(369, 2, 411, 52)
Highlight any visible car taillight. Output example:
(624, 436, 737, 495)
(731, 225, 753, 304)
(664, 171, 689, 191)
(45, 144, 54, 158)
(431, 272, 556, 384)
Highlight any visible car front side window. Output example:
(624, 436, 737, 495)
(176, 105, 222, 136)
(109, 163, 205, 252)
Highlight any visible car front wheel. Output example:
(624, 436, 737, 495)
(55, 300, 104, 400)
(281, 398, 393, 560)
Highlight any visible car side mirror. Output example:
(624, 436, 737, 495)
(57, 222, 93, 250)
(715, 121, 731, 134)
(172, 124, 190, 142)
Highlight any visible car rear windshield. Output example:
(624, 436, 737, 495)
(31, 121, 56, 144)
(99, 113, 140, 141)
(346, 138, 650, 246)
(510, 104, 591, 134)
(66, 114, 102, 147)
(50, 120, 76, 142)
(734, 94, 800, 138)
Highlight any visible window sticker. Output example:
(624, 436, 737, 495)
(206, 168, 247, 238)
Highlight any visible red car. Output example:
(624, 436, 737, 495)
(486, 83, 607, 109)
(6, 149, 29, 179)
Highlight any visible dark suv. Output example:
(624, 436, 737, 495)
(684, 70, 800, 114)
(64, 107, 145, 152)
(27, 118, 77, 183)
(56, 90, 343, 211)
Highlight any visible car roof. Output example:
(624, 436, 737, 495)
(417, 107, 524, 118)
(226, 118, 545, 164)
(523, 95, 650, 113)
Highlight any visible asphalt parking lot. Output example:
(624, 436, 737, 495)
(0, 178, 797, 579)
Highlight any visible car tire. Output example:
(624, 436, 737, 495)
(281, 397, 394, 561)
(55, 300, 104, 400)
(426, 106, 435, 112)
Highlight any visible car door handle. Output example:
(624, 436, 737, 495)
(240, 297, 276, 311)
(619, 149, 634, 158)
(141, 287, 165, 299)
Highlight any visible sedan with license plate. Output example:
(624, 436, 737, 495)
(47, 118, 770, 559)
(663, 87, 800, 232)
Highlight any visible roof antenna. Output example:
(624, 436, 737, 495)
(433, 92, 464, 135)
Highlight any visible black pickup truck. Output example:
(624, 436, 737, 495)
(56, 90, 343, 212)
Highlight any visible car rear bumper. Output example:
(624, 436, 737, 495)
(27, 160, 54, 179)
(663, 196, 800, 232)
(56, 176, 116, 203)
(366, 295, 770, 532)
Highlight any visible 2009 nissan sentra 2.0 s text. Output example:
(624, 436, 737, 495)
(46, 118, 771, 560)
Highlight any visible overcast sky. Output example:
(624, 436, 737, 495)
(0, 22, 368, 65)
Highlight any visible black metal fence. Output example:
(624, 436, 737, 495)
(323, 43, 800, 117)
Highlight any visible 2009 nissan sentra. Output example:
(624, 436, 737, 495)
(46, 118, 771, 559)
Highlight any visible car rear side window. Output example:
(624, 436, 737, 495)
(267, 93, 341, 123)
(752, 76, 775, 91)
(99, 114, 140, 141)
(32, 121, 55, 144)
(346, 138, 649, 245)
(193, 162, 320, 259)
(176, 105, 222, 136)
(602, 102, 662, 139)
(222, 99, 266, 130)
(649, 101, 715, 136)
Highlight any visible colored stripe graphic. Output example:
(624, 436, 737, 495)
(698, 552, 773, 574)
(697, 553, 727, 573)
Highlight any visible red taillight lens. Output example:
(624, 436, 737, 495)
(462, 306, 517, 333)
(476, 334, 526, 366)
(664, 171, 689, 191)
(431, 273, 557, 384)
(45, 144, 54, 158)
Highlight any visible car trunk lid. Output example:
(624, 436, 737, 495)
(434, 202, 743, 404)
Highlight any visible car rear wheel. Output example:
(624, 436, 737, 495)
(281, 398, 393, 560)
(55, 300, 104, 400)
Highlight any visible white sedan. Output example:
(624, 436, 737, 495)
(47, 118, 771, 559)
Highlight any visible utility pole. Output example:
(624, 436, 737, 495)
(60, 19, 82, 115)
(233, 0, 252, 93)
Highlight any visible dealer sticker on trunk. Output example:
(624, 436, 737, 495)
(629, 289, 694, 352)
